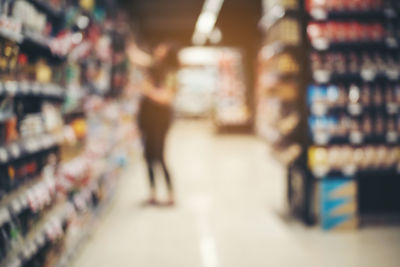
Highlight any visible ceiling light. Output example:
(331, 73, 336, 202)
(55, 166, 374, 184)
(196, 12, 217, 34)
(192, 0, 224, 45)
(192, 32, 207, 46)
(209, 27, 222, 44)
(204, 0, 224, 13)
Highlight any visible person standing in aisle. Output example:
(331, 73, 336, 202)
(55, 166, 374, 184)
(138, 42, 179, 205)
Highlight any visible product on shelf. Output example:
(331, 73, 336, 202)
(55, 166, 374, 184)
(215, 50, 249, 127)
(265, 18, 301, 46)
(320, 179, 358, 231)
(306, 0, 384, 13)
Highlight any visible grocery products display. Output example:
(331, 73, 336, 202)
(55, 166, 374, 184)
(0, 1, 140, 266)
(256, 0, 400, 230)
(215, 50, 250, 128)
(175, 67, 217, 118)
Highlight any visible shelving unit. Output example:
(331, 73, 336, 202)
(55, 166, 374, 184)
(0, 0, 140, 265)
(256, 0, 400, 230)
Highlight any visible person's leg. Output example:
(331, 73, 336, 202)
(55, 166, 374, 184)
(144, 134, 157, 203)
(147, 159, 155, 189)
(161, 156, 174, 205)
(160, 157, 172, 192)
(145, 157, 157, 203)
(158, 128, 174, 204)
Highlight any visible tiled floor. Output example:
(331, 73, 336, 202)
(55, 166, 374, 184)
(73, 120, 400, 267)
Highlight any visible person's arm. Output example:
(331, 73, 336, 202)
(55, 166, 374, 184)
(141, 72, 177, 105)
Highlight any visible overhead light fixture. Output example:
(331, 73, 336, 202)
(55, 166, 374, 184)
(196, 12, 217, 34)
(192, 0, 224, 46)
(209, 27, 222, 44)
(192, 32, 206, 46)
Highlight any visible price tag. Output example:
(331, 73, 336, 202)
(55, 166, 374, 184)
(9, 143, 21, 158)
(4, 81, 18, 95)
(313, 70, 330, 83)
(350, 131, 363, 144)
(24, 242, 37, 260)
(20, 194, 29, 208)
(11, 198, 23, 213)
(32, 83, 41, 94)
(384, 8, 397, 19)
(0, 147, 9, 162)
(22, 244, 31, 259)
(0, 15, 23, 42)
(361, 69, 376, 81)
(386, 69, 399, 80)
(19, 81, 30, 94)
(31, 241, 38, 255)
(25, 138, 40, 152)
(23, 139, 33, 152)
(385, 37, 398, 49)
(343, 165, 357, 176)
(0, 208, 10, 225)
(9, 258, 21, 267)
(35, 232, 46, 247)
(310, 8, 328, 20)
(56, 85, 64, 96)
(387, 103, 398, 114)
(314, 132, 329, 145)
(348, 103, 362, 115)
(312, 166, 329, 178)
(312, 38, 329, 50)
(41, 136, 49, 149)
(386, 132, 398, 143)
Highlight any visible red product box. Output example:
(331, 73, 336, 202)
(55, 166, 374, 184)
(369, 24, 384, 41)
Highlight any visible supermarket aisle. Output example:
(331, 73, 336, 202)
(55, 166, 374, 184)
(73, 120, 400, 267)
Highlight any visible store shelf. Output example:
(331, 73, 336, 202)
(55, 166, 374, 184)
(1, 202, 68, 267)
(0, 176, 42, 210)
(0, 0, 139, 263)
(311, 69, 400, 84)
(0, 81, 65, 100)
(257, 0, 400, 228)
(0, 16, 23, 43)
(310, 38, 396, 51)
(311, 166, 400, 179)
(0, 134, 60, 164)
(308, 8, 384, 21)
(309, 103, 399, 116)
(20, 33, 66, 62)
(310, 133, 399, 146)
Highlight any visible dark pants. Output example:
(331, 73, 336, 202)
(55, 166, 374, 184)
(139, 97, 173, 192)
(143, 131, 173, 192)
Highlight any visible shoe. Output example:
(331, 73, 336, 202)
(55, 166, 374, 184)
(166, 192, 175, 206)
(147, 197, 157, 205)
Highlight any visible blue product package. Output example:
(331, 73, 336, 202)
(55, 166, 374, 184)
(320, 179, 358, 230)
(326, 85, 339, 104)
(308, 84, 326, 105)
